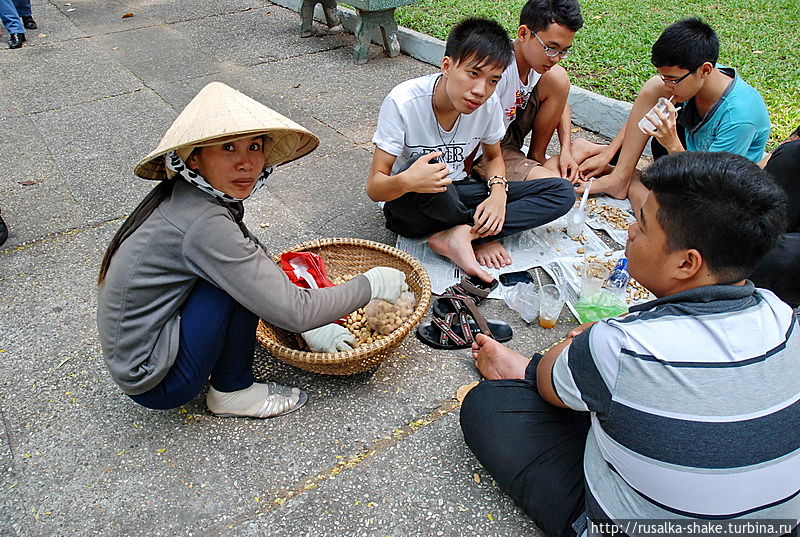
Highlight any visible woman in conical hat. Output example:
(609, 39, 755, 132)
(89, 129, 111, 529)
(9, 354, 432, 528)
(97, 82, 407, 418)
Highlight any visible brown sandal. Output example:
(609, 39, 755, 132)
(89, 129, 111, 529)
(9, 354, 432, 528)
(417, 293, 512, 350)
(432, 275, 498, 318)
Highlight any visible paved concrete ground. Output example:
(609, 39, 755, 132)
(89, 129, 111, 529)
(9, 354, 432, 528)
(0, 2, 606, 535)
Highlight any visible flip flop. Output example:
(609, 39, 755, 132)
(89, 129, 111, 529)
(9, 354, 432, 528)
(432, 275, 498, 319)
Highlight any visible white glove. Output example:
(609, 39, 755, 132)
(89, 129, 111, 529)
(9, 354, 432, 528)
(363, 267, 408, 304)
(301, 323, 356, 353)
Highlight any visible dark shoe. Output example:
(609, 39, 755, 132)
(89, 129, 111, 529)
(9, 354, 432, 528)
(22, 16, 37, 30)
(417, 290, 512, 350)
(8, 34, 24, 49)
(0, 215, 8, 247)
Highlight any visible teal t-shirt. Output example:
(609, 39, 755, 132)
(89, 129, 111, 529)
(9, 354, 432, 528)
(677, 66, 770, 162)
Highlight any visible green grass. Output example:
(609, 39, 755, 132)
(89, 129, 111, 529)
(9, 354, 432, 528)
(394, 0, 800, 147)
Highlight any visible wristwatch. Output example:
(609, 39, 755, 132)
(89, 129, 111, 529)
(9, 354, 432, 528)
(487, 175, 508, 193)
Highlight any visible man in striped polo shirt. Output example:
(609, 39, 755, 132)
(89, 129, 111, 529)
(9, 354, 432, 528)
(461, 151, 799, 537)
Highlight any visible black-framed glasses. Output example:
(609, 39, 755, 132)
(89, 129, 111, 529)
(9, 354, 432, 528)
(533, 32, 572, 59)
(659, 70, 695, 86)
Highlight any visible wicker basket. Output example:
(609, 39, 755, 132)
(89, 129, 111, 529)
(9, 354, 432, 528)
(256, 238, 431, 375)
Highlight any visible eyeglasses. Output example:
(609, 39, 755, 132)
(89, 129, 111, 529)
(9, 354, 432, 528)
(533, 32, 572, 59)
(659, 70, 694, 86)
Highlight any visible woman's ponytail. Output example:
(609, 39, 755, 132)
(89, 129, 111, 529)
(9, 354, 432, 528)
(97, 180, 175, 285)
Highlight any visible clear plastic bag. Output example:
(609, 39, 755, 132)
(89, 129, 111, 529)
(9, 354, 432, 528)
(363, 291, 416, 335)
(502, 282, 540, 324)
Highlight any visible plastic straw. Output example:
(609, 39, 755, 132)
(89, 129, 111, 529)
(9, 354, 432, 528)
(535, 267, 543, 290)
(579, 177, 593, 213)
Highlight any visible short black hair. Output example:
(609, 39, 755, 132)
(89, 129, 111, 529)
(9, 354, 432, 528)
(641, 152, 787, 283)
(519, 0, 584, 33)
(444, 18, 513, 71)
(651, 17, 719, 72)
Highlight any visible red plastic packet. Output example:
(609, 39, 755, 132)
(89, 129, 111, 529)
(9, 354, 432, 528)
(280, 252, 346, 325)
(280, 252, 336, 289)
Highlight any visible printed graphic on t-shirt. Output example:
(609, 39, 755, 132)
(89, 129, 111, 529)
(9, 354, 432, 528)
(516, 86, 532, 110)
(503, 105, 517, 123)
(503, 87, 533, 123)
(406, 139, 481, 165)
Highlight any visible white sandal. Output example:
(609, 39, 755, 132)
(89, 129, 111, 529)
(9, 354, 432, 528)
(206, 382, 308, 418)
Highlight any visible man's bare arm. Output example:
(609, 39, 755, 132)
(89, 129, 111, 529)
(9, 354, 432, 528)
(366, 147, 449, 202)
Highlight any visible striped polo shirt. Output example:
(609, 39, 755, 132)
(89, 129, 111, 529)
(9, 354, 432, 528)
(552, 282, 800, 529)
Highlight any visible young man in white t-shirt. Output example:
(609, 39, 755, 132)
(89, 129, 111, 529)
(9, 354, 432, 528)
(368, 18, 574, 280)
(473, 0, 584, 184)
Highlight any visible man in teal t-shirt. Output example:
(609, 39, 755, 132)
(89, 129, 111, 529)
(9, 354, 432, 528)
(570, 18, 770, 209)
(676, 65, 770, 162)
(660, 64, 769, 162)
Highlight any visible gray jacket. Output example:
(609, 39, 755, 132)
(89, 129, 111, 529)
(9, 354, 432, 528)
(97, 180, 370, 395)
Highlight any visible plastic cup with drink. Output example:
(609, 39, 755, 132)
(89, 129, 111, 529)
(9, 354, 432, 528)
(638, 96, 675, 135)
(566, 208, 586, 238)
(567, 177, 594, 239)
(580, 262, 610, 298)
(538, 284, 564, 329)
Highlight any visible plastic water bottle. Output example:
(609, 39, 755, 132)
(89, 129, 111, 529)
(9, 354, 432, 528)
(608, 258, 630, 295)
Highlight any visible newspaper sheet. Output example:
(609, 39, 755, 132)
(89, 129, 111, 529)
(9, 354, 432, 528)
(396, 218, 654, 320)
(584, 195, 636, 246)
(395, 213, 611, 299)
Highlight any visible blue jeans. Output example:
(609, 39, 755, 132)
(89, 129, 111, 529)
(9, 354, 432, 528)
(130, 280, 258, 410)
(0, 0, 31, 34)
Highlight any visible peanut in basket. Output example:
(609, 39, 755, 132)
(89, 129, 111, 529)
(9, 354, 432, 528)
(363, 292, 416, 336)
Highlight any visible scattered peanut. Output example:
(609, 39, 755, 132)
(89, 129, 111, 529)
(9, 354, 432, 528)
(585, 199, 632, 230)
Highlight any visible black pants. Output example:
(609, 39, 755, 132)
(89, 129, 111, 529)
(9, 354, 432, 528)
(460, 357, 590, 537)
(384, 176, 575, 241)
(750, 140, 800, 307)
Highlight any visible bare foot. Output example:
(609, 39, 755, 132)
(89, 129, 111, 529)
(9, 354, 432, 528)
(474, 241, 511, 269)
(428, 224, 493, 283)
(470, 334, 528, 380)
(571, 137, 606, 162)
(574, 172, 629, 199)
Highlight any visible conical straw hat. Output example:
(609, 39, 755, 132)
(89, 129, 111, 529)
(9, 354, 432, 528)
(134, 82, 319, 180)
